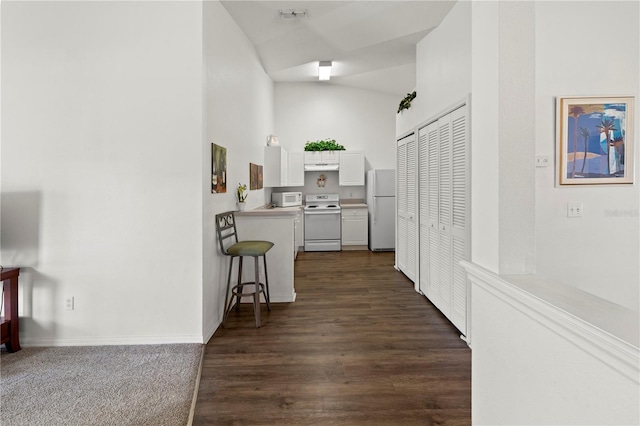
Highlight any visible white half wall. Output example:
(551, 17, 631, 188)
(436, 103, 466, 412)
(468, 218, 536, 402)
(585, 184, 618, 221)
(202, 1, 275, 341)
(534, 0, 640, 310)
(466, 263, 639, 426)
(1, 1, 204, 345)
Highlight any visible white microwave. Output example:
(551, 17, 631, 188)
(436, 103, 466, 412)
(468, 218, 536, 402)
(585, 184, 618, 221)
(272, 191, 302, 207)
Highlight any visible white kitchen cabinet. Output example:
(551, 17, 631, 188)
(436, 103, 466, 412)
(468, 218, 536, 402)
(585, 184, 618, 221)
(294, 209, 303, 258)
(396, 133, 417, 283)
(339, 151, 365, 186)
(264, 146, 287, 187)
(265, 147, 304, 187)
(288, 152, 305, 187)
(304, 150, 340, 165)
(341, 206, 368, 249)
(418, 103, 470, 336)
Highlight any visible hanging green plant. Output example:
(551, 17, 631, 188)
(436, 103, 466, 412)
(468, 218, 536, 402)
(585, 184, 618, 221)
(397, 91, 417, 113)
(304, 139, 345, 151)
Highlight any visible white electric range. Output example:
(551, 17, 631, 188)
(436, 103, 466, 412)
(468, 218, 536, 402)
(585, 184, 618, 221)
(304, 194, 341, 252)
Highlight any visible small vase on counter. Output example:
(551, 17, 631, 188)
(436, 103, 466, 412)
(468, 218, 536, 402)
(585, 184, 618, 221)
(237, 202, 246, 211)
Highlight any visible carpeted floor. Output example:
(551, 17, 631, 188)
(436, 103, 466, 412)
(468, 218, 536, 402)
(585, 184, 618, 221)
(0, 344, 203, 426)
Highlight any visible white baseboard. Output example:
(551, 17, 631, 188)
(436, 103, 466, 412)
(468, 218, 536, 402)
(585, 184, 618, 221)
(20, 334, 204, 347)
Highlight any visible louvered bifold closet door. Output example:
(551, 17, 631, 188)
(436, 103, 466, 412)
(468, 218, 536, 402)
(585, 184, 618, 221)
(405, 137, 417, 282)
(397, 139, 408, 275)
(437, 115, 453, 311)
(449, 105, 469, 335)
(419, 122, 439, 299)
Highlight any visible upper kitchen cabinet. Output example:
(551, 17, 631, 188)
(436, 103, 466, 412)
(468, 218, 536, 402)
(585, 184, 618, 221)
(264, 146, 287, 187)
(264, 146, 304, 187)
(287, 152, 304, 187)
(304, 151, 340, 165)
(339, 151, 365, 186)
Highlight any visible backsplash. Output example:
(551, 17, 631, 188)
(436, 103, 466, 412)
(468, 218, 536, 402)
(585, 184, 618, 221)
(271, 171, 366, 200)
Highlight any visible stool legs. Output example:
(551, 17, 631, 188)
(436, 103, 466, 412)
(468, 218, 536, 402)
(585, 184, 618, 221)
(236, 257, 244, 312)
(222, 254, 270, 328)
(263, 253, 271, 310)
(253, 256, 261, 327)
(222, 256, 235, 327)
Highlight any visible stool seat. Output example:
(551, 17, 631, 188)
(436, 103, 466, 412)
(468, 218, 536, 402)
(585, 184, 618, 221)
(227, 240, 274, 257)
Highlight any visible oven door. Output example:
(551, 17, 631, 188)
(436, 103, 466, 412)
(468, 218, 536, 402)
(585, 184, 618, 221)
(304, 210, 342, 251)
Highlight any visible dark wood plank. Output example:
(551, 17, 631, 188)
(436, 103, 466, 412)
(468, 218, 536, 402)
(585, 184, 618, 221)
(194, 251, 470, 425)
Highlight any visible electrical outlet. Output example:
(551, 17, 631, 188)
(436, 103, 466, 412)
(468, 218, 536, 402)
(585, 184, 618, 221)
(567, 203, 583, 218)
(65, 297, 74, 311)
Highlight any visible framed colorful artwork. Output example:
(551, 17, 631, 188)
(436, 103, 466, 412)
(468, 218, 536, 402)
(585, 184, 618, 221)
(556, 96, 634, 185)
(211, 143, 227, 193)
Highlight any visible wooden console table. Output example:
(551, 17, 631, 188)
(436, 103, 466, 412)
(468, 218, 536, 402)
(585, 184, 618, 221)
(1, 267, 21, 352)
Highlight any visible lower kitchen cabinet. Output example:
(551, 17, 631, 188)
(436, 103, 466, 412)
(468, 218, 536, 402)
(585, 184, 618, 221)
(341, 206, 368, 249)
(294, 210, 303, 258)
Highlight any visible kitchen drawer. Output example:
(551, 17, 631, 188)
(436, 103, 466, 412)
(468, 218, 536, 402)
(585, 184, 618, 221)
(342, 207, 367, 217)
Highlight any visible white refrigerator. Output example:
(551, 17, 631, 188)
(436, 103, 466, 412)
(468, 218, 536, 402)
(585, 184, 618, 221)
(366, 169, 396, 251)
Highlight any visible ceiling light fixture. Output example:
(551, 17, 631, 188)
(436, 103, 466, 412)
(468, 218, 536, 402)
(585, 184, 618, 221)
(280, 9, 307, 19)
(318, 61, 332, 81)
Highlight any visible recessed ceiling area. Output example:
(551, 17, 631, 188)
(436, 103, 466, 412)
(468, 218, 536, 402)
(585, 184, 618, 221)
(220, 1, 457, 96)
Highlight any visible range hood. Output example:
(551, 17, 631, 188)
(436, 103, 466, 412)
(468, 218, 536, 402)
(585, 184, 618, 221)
(304, 163, 339, 172)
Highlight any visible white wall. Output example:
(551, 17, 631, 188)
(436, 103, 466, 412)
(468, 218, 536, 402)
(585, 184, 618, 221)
(498, 2, 536, 275)
(415, 1, 471, 127)
(467, 1, 640, 424)
(1, 1, 204, 344)
(534, 1, 639, 310)
(202, 1, 274, 341)
(396, 2, 471, 137)
(274, 82, 397, 198)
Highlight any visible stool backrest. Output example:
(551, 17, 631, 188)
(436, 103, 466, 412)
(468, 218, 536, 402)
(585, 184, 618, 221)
(215, 211, 239, 255)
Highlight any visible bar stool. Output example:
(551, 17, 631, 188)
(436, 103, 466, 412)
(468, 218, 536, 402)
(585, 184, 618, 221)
(215, 211, 273, 327)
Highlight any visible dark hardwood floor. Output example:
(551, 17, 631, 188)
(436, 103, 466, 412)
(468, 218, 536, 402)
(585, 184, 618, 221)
(193, 251, 471, 425)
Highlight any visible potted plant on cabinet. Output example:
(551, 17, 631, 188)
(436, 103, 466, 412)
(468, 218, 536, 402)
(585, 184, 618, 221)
(304, 139, 345, 165)
(304, 139, 345, 151)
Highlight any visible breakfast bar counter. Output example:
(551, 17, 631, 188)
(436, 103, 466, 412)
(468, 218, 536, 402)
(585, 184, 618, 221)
(234, 205, 302, 303)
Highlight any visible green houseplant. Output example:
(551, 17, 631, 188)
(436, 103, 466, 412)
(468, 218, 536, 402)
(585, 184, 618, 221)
(397, 91, 417, 113)
(236, 183, 248, 211)
(304, 139, 345, 151)
(236, 183, 248, 202)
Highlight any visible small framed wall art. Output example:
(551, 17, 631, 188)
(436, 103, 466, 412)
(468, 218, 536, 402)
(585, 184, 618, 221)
(250, 163, 263, 190)
(556, 96, 634, 185)
(211, 143, 227, 193)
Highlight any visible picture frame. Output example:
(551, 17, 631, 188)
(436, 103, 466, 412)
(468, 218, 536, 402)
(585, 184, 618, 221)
(556, 96, 634, 185)
(211, 143, 227, 193)
(250, 163, 258, 190)
(249, 163, 264, 190)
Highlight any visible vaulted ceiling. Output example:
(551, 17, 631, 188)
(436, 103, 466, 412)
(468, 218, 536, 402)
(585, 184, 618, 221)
(220, 1, 456, 96)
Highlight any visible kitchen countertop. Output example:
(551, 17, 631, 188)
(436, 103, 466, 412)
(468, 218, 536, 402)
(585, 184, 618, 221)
(235, 200, 368, 215)
(340, 199, 367, 208)
(235, 205, 302, 217)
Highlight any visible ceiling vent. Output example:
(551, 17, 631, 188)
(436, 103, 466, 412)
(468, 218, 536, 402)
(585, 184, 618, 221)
(280, 9, 307, 19)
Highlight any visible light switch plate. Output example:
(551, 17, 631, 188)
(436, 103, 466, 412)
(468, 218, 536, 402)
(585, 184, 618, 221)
(536, 155, 551, 168)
